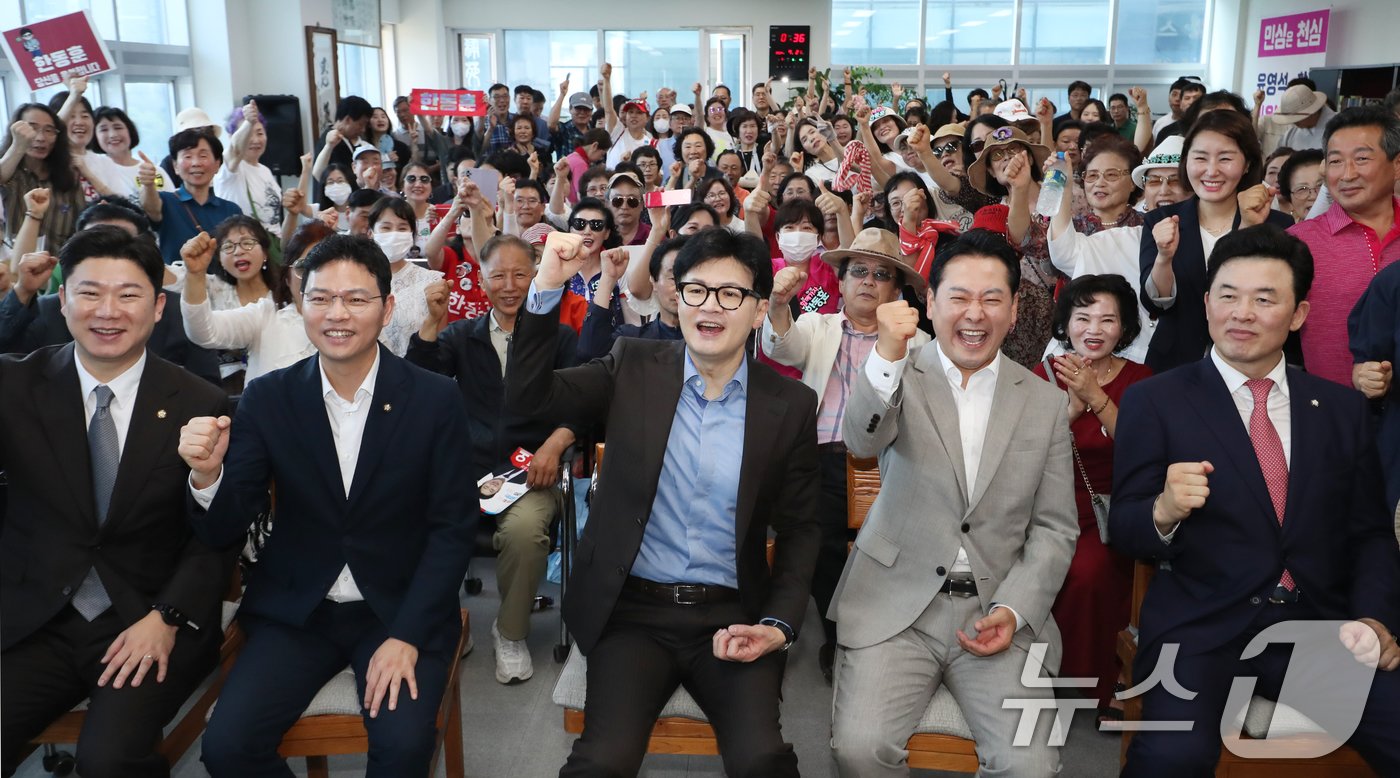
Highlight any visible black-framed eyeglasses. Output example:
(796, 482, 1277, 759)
(932, 141, 961, 158)
(570, 217, 607, 231)
(676, 281, 758, 310)
(220, 239, 262, 254)
(403, 174, 433, 184)
(302, 291, 383, 312)
(846, 265, 896, 283)
(610, 195, 640, 209)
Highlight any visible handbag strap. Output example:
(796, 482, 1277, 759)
(1047, 354, 1103, 501)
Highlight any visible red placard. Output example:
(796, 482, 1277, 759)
(2, 11, 114, 91)
(409, 88, 487, 117)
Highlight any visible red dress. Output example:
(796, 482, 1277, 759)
(1033, 358, 1152, 706)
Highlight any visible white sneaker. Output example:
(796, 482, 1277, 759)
(492, 620, 533, 684)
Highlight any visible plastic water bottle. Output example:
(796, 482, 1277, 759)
(1035, 152, 1069, 218)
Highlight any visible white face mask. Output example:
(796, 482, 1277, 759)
(653, 118, 670, 135)
(373, 231, 414, 262)
(777, 231, 820, 263)
(451, 121, 471, 137)
(324, 181, 352, 206)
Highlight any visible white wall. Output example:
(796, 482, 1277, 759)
(1229, 0, 1396, 92)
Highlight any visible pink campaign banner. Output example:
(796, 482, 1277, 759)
(1258, 9, 1329, 58)
(1, 11, 114, 91)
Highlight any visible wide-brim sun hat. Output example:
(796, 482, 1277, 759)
(1271, 84, 1328, 125)
(821, 226, 930, 296)
(1131, 135, 1184, 188)
(966, 125, 1052, 195)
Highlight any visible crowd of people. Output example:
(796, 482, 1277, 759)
(2, 57, 1400, 777)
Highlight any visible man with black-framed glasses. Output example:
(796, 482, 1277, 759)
(507, 228, 819, 777)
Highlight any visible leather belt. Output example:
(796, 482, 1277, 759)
(939, 576, 978, 598)
(624, 576, 740, 606)
(818, 441, 848, 455)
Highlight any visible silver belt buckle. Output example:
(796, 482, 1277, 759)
(672, 584, 704, 605)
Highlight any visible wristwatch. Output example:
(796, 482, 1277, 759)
(759, 617, 795, 651)
(152, 602, 198, 631)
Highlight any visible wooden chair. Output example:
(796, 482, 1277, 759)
(1117, 561, 1377, 777)
(847, 454, 981, 773)
(23, 571, 246, 774)
(274, 608, 470, 778)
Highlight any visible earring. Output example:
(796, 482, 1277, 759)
(262, 261, 268, 270)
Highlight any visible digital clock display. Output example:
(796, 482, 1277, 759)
(769, 25, 811, 79)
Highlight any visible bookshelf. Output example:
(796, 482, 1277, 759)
(1309, 64, 1399, 109)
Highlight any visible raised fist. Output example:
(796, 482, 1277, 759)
(1152, 215, 1180, 262)
(23, 187, 51, 219)
(326, 128, 343, 147)
(179, 416, 232, 489)
(599, 247, 630, 281)
(180, 232, 217, 275)
(745, 186, 772, 215)
(1237, 183, 1274, 227)
(770, 265, 808, 307)
(17, 252, 57, 296)
(423, 278, 451, 331)
(1157, 461, 1214, 528)
(875, 300, 921, 361)
(537, 232, 588, 289)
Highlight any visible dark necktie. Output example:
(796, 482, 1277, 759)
(1246, 378, 1295, 591)
(72, 385, 118, 620)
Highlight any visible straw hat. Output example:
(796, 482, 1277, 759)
(1271, 85, 1327, 124)
(821, 227, 930, 296)
(175, 107, 222, 136)
(966, 125, 1051, 195)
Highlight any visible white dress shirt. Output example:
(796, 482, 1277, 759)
(864, 343, 1002, 574)
(74, 351, 147, 456)
(487, 310, 512, 376)
(191, 352, 381, 602)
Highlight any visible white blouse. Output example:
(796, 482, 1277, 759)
(182, 296, 316, 382)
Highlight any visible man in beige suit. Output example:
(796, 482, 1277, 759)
(830, 229, 1078, 777)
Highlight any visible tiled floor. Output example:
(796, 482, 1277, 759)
(14, 559, 1123, 777)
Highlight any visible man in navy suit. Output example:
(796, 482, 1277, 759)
(1112, 224, 1400, 777)
(177, 233, 474, 777)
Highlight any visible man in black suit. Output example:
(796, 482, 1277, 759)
(0, 200, 221, 384)
(507, 229, 820, 777)
(179, 233, 473, 777)
(0, 227, 232, 778)
(1113, 225, 1400, 776)
(408, 233, 579, 685)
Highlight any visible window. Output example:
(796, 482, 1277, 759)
(1115, 0, 1209, 64)
(923, 0, 1015, 65)
(604, 31, 700, 101)
(123, 80, 176, 162)
(1019, 0, 1110, 64)
(832, 0, 921, 66)
(338, 43, 384, 108)
(114, 0, 188, 46)
(460, 34, 496, 92)
(503, 31, 597, 98)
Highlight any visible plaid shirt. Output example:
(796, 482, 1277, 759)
(816, 321, 879, 444)
(552, 120, 590, 160)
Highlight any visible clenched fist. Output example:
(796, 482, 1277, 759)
(875, 300, 921, 361)
(180, 232, 217, 275)
(421, 278, 451, 337)
(1155, 460, 1214, 532)
(16, 252, 57, 304)
(599, 247, 630, 283)
(770, 265, 808, 307)
(1354, 360, 1393, 399)
(745, 187, 772, 215)
(1152, 215, 1180, 263)
(537, 232, 587, 290)
(180, 416, 232, 489)
(1237, 183, 1275, 227)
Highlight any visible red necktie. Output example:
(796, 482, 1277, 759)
(1246, 378, 1295, 591)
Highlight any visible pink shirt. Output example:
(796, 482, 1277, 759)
(1288, 197, 1400, 386)
(566, 147, 591, 204)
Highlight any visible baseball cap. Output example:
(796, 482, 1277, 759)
(568, 92, 592, 111)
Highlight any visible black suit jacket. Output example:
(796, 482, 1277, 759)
(1110, 357, 1400, 665)
(1138, 199, 1295, 373)
(189, 348, 474, 651)
(505, 303, 821, 655)
(0, 345, 232, 652)
(0, 288, 221, 385)
(406, 315, 579, 481)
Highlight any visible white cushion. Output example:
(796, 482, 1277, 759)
(1236, 696, 1330, 739)
(298, 668, 363, 717)
(552, 646, 708, 721)
(553, 646, 972, 738)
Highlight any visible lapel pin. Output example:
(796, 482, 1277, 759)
(383, 403, 392, 412)
(1311, 399, 1319, 407)
(157, 409, 167, 419)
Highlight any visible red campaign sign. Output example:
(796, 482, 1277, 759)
(2, 11, 114, 91)
(409, 88, 487, 117)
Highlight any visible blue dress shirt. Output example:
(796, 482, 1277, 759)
(154, 188, 244, 265)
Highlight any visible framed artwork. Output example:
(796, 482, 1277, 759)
(305, 25, 340, 138)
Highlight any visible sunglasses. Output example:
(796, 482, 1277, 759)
(969, 139, 986, 154)
(571, 217, 607, 231)
(610, 195, 640, 208)
(846, 265, 895, 283)
(403, 174, 432, 184)
(932, 141, 961, 158)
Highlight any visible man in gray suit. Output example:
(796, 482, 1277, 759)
(829, 229, 1078, 777)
